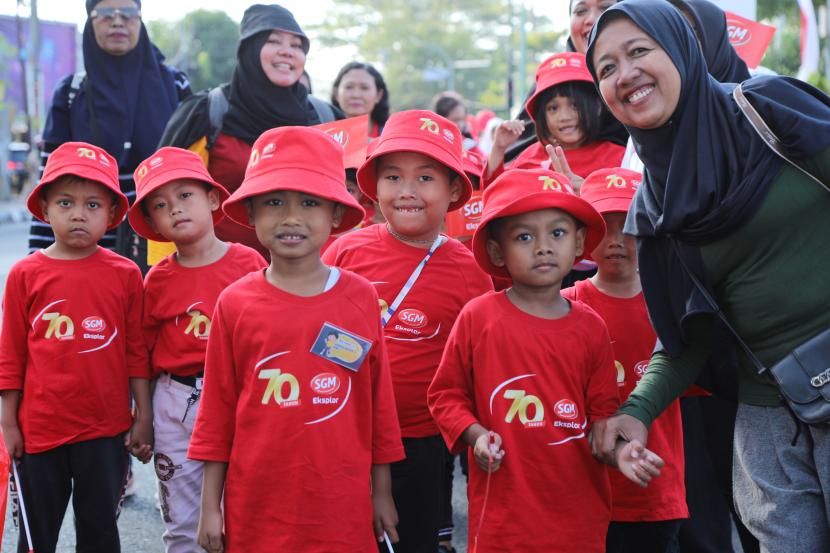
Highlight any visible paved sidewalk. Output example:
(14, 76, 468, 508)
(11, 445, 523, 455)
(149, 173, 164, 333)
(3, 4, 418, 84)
(0, 199, 28, 226)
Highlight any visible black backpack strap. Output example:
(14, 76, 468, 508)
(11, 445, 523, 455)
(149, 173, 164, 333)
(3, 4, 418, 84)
(67, 71, 87, 110)
(308, 95, 336, 123)
(207, 86, 229, 150)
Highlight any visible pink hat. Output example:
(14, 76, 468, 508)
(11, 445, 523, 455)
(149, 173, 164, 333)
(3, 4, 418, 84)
(472, 168, 605, 277)
(525, 53, 594, 118)
(28, 142, 128, 229)
(579, 167, 642, 215)
(129, 147, 230, 242)
(356, 110, 473, 212)
(222, 126, 365, 232)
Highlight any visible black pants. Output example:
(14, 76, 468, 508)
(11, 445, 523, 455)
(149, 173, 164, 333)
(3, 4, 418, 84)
(438, 445, 455, 543)
(380, 435, 445, 553)
(607, 520, 683, 553)
(16, 435, 128, 553)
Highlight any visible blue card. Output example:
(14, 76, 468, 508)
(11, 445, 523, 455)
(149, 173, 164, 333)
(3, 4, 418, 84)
(310, 322, 372, 373)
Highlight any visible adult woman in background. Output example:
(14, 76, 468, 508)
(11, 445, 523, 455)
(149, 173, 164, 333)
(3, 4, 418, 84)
(587, 2, 830, 550)
(30, 0, 190, 270)
(331, 61, 390, 137)
(159, 3, 341, 257)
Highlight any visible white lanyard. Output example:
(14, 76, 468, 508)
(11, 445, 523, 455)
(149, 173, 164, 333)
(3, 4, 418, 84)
(381, 235, 445, 327)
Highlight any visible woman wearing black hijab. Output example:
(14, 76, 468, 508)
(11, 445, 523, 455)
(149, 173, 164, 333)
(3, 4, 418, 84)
(30, 0, 190, 269)
(158, 4, 342, 257)
(587, 1, 830, 550)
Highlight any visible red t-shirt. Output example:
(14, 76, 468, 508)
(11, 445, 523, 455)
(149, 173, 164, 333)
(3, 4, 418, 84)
(483, 140, 626, 188)
(562, 279, 688, 522)
(323, 225, 493, 437)
(188, 270, 404, 552)
(143, 243, 266, 378)
(0, 248, 149, 453)
(428, 291, 619, 552)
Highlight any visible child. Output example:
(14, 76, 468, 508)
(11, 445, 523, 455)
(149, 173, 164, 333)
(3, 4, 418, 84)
(484, 53, 625, 190)
(128, 147, 267, 553)
(323, 110, 494, 553)
(427, 168, 664, 553)
(562, 168, 687, 553)
(0, 142, 152, 553)
(188, 126, 404, 552)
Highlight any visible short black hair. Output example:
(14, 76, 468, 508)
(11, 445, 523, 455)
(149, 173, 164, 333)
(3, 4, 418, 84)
(433, 93, 465, 119)
(331, 62, 390, 128)
(532, 81, 602, 146)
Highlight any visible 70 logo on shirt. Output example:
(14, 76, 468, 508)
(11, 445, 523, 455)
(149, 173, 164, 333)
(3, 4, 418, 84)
(503, 389, 545, 428)
(258, 369, 300, 408)
(42, 312, 74, 340)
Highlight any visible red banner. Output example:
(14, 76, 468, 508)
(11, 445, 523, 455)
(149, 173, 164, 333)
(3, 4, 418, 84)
(445, 191, 483, 240)
(314, 114, 370, 170)
(726, 12, 776, 69)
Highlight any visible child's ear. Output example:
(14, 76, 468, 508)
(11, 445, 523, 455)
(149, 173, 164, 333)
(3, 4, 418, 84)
(246, 200, 255, 227)
(207, 189, 221, 212)
(448, 175, 463, 204)
(331, 204, 345, 228)
(574, 226, 587, 258)
(486, 239, 507, 269)
(39, 196, 50, 223)
(107, 202, 117, 226)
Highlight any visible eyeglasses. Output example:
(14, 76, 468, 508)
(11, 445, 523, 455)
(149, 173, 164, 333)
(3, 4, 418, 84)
(90, 7, 142, 22)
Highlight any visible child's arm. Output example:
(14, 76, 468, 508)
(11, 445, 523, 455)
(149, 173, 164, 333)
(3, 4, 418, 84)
(198, 461, 227, 553)
(614, 439, 665, 488)
(0, 390, 23, 459)
(371, 463, 398, 544)
(485, 120, 526, 179)
(462, 424, 505, 473)
(125, 378, 153, 463)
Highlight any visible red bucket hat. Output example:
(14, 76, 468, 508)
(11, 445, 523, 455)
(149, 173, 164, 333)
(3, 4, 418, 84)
(525, 53, 594, 118)
(472, 168, 606, 278)
(222, 126, 365, 232)
(356, 110, 473, 212)
(27, 141, 128, 229)
(580, 167, 642, 215)
(461, 148, 486, 181)
(128, 147, 231, 242)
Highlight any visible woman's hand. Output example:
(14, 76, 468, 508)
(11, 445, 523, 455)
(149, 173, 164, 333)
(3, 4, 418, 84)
(590, 413, 649, 467)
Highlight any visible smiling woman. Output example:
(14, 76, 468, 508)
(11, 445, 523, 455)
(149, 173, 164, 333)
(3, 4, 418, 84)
(158, 3, 343, 258)
(585, 1, 830, 550)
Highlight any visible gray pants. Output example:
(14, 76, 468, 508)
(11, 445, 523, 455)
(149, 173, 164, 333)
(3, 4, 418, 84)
(733, 403, 830, 553)
(153, 373, 204, 553)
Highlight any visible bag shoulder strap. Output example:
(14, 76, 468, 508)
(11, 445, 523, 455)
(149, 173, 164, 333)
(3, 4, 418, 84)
(308, 95, 336, 124)
(67, 71, 87, 109)
(207, 86, 229, 150)
(733, 83, 830, 194)
(381, 235, 446, 327)
(669, 240, 767, 375)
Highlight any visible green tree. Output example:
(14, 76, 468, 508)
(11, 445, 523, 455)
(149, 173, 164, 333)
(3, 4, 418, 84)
(147, 10, 239, 92)
(314, 0, 561, 116)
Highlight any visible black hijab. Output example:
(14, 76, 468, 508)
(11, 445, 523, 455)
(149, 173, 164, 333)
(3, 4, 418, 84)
(586, 0, 830, 356)
(670, 0, 750, 83)
(68, 8, 177, 170)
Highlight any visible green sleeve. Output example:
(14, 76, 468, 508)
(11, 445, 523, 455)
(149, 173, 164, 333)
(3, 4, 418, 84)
(618, 316, 714, 427)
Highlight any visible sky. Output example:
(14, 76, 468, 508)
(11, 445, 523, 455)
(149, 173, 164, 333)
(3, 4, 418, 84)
(2, 0, 571, 99)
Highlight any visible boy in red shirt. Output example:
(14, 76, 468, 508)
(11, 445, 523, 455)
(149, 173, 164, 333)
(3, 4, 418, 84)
(188, 126, 404, 553)
(323, 110, 493, 553)
(0, 142, 152, 553)
(562, 168, 687, 553)
(128, 147, 266, 553)
(428, 168, 664, 553)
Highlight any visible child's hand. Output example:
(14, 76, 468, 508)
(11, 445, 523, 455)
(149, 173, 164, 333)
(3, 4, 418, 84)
(197, 508, 224, 553)
(493, 120, 526, 151)
(616, 439, 664, 488)
(546, 144, 585, 194)
(2, 424, 24, 459)
(372, 488, 399, 544)
(124, 418, 154, 463)
(473, 431, 505, 473)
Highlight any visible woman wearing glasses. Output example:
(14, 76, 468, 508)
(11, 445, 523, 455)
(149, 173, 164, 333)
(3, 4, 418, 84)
(30, 0, 191, 271)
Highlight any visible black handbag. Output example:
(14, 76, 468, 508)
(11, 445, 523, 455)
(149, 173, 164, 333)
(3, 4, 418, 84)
(667, 83, 830, 424)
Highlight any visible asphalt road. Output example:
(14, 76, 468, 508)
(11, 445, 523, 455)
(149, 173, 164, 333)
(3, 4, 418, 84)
(0, 221, 470, 552)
